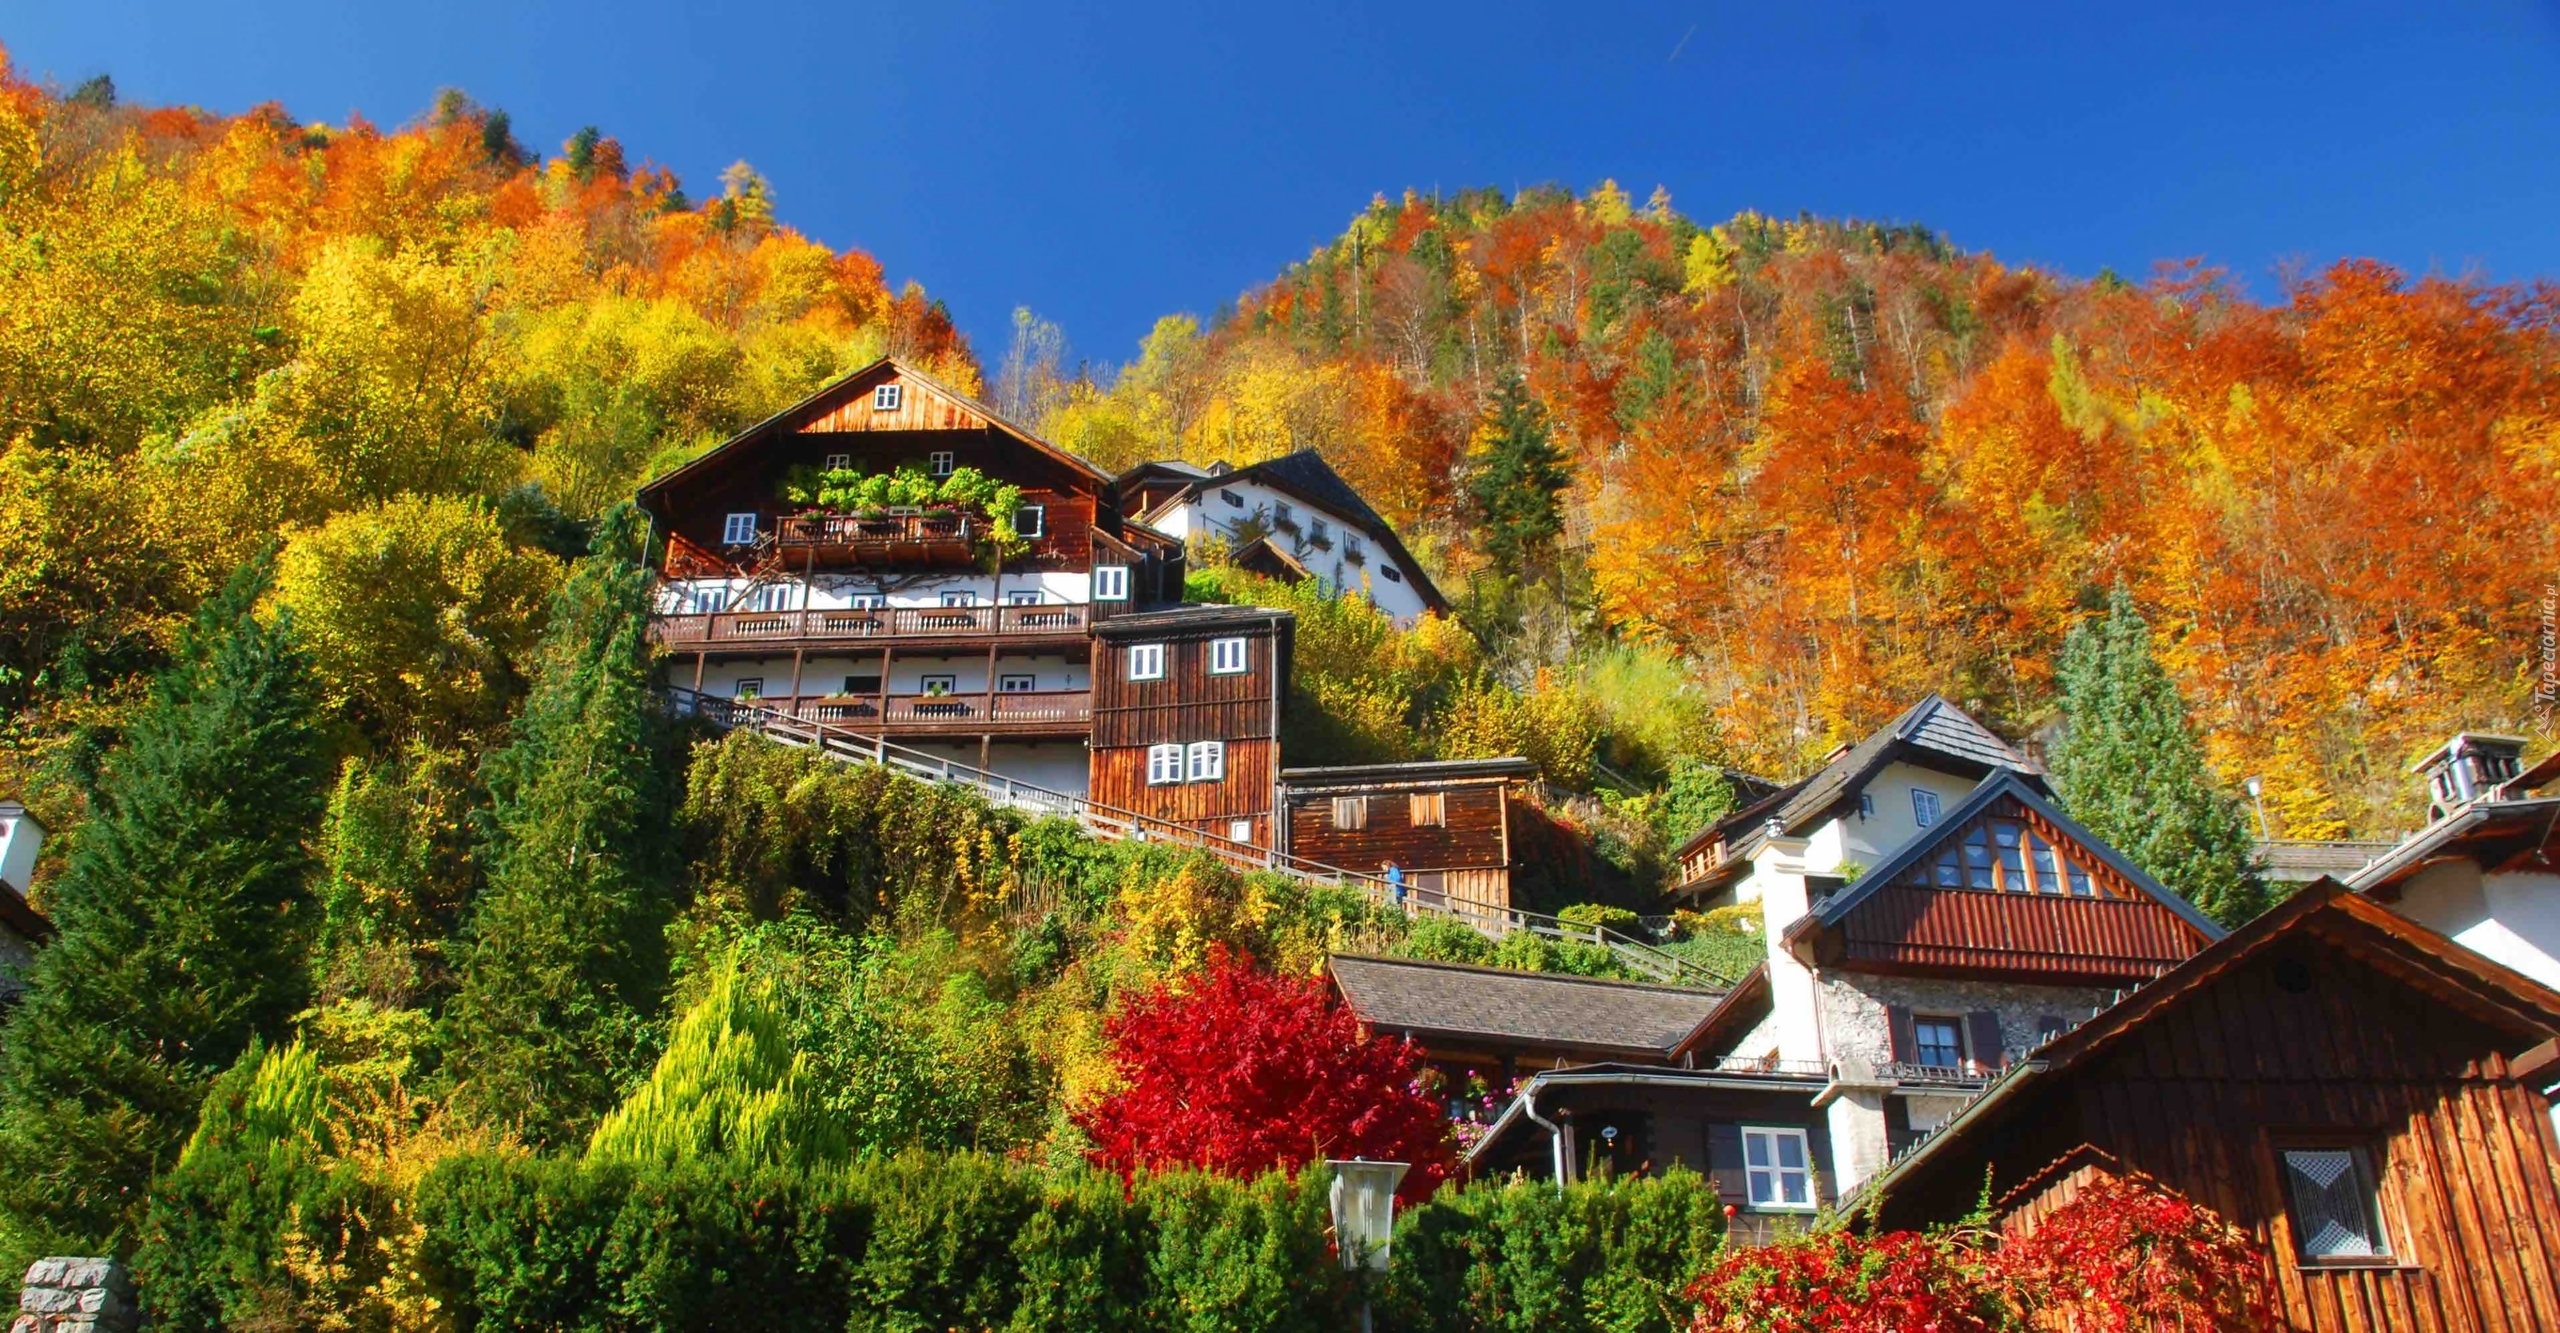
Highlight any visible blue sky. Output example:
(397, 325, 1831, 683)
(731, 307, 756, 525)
(10, 2, 2560, 370)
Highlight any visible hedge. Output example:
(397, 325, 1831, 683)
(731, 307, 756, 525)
(140, 1150, 1723, 1330)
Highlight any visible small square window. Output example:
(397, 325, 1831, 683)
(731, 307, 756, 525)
(919, 674, 956, 695)
(1186, 741, 1225, 782)
(928, 450, 954, 476)
(849, 593, 885, 609)
(1006, 591, 1043, 606)
(1380, 564, 1402, 583)
(2281, 1147, 2391, 1263)
(940, 591, 975, 608)
(1742, 1127, 1815, 1210)
(1209, 637, 1249, 675)
(1912, 788, 1942, 828)
(1227, 818, 1253, 842)
(874, 384, 903, 411)
(1146, 743, 1183, 786)
(1331, 796, 1369, 831)
(1410, 792, 1446, 827)
(823, 452, 852, 471)
(1126, 643, 1165, 681)
(1015, 505, 1046, 539)
(1913, 1017, 1964, 1070)
(1093, 565, 1130, 602)
(1221, 489, 1244, 508)
(998, 674, 1035, 693)
(722, 512, 759, 545)
(1311, 517, 1329, 539)
(733, 678, 763, 700)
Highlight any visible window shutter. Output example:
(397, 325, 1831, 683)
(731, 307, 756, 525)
(1887, 1006, 1916, 1065)
(1705, 1122, 1747, 1203)
(1966, 1011, 2005, 1070)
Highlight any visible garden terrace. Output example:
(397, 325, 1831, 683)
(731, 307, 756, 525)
(775, 510, 980, 566)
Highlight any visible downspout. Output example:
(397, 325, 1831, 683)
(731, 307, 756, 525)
(1521, 1081, 1566, 1188)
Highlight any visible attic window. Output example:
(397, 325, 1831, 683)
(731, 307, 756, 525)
(1911, 789, 1941, 827)
(1920, 821, 2098, 896)
(874, 384, 903, 412)
(2280, 1146, 2392, 1263)
(928, 450, 954, 477)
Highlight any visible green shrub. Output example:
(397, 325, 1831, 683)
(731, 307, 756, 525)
(1383, 1170, 1723, 1333)
(1556, 903, 1642, 932)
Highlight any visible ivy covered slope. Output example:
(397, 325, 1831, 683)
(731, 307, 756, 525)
(1035, 183, 2560, 837)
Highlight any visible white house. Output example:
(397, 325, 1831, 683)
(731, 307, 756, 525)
(1116, 451, 1448, 627)
(2349, 733, 2560, 990)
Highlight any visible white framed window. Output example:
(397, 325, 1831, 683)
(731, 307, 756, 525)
(1126, 643, 1165, 681)
(1015, 505, 1045, 539)
(1209, 636, 1249, 675)
(1346, 535, 1365, 559)
(927, 449, 953, 476)
(1005, 591, 1043, 606)
(874, 384, 903, 412)
(733, 678, 763, 700)
(1186, 740, 1225, 782)
(919, 674, 956, 695)
(1741, 1127, 1815, 1210)
(1311, 517, 1329, 540)
(940, 591, 975, 607)
(998, 674, 1035, 693)
(722, 512, 759, 545)
(1228, 819, 1253, 842)
(2281, 1146, 2392, 1262)
(849, 593, 885, 609)
(1093, 565, 1130, 602)
(823, 452, 852, 471)
(1912, 788, 1941, 828)
(1146, 743, 1184, 786)
(1331, 796, 1368, 831)
(1274, 501, 1293, 524)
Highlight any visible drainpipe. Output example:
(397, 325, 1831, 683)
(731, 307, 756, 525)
(1521, 1081, 1567, 1188)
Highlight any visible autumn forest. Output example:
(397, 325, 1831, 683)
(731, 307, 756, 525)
(4, 48, 2553, 844)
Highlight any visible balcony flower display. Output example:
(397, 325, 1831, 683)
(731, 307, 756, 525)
(777, 462, 1030, 562)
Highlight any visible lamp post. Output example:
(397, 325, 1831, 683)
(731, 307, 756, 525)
(2245, 775, 2271, 840)
(1328, 1158, 1408, 1333)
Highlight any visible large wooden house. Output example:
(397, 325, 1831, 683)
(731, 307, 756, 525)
(1277, 758, 1535, 916)
(1859, 879, 2560, 1333)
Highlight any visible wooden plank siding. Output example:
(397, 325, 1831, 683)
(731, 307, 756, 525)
(1089, 616, 1286, 846)
(1832, 884, 2206, 982)
(1284, 783, 1510, 875)
(1090, 740, 1277, 834)
(1880, 935, 2560, 1333)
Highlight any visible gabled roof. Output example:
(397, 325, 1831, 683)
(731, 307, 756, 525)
(1849, 878, 2560, 1219)
(636, 356, 1110, 507)
(1121, 450, 1451, 614)
(1328, 954, 1725, 1061)
(1674, 695, 2039, 867)
(1280, 757, 1537, 787)
(1789, 771, 2226, 944)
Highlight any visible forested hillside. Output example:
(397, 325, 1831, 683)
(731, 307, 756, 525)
(1032, 185, 2560, 837)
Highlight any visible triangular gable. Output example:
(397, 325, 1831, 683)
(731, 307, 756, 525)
(637, 356, 1110, 507)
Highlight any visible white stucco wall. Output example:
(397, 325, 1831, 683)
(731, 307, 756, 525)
(1149, 480, 1436, 626)
(2391, 860, 2560, 992)
(898, 740, 1093, 798)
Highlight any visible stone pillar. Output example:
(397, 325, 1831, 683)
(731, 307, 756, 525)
(12, 1258, 136, 1333)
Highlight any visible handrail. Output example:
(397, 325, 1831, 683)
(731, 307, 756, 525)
(665, 687, 1732, 988)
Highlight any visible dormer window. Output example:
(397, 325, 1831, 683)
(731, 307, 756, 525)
(874, 384, 903, 412)
(928, 450, 954, 477)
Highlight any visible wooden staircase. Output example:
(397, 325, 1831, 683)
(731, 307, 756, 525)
(668, 688, 1731, 988)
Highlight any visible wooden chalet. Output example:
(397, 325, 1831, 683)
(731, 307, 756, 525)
(1278, 758, 1535, 916)
(1859, 879, 2560, 1333)
(1088, 604, 1290, 847)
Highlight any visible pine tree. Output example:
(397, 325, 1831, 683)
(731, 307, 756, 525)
(2048, 587, 2269, 927)
(585, 952, 841, 1170)
(1467, 375, 1569, 572)
(0, 555, 327, 1249)
(440, 504, 676, 1146)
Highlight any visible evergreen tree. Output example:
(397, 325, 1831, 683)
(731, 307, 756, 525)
(0, 555, 327, 1250)
(2048, 587, 2269, 927)
(584, 952, 841, 1170)
(1467, 375, 1569, 571)
(440, 505, 676, 1146)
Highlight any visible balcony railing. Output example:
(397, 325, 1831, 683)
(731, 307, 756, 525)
(772, 510, 979, 566)
(653, 603, 1092, 650)
(736, 689, 1092, 733)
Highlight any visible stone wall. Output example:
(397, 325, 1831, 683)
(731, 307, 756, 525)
(1815, 972, 2120, 1073)
(12, 1259, 135, 1333)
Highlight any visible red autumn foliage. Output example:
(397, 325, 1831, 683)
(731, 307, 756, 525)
(1686, 1175, 2275, 1333)
(1076, 948, 1455, 1201)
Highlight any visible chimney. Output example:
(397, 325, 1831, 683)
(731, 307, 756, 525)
(2412, 734, 2528, 819)
(0, 801, 41, 898)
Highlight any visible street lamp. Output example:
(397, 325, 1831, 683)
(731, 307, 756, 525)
(2245, 775, 2271, 840)
(1328, 1159, 1409, 1333)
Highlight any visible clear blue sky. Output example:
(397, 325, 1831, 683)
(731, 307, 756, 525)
(10, 2, 2559, 369)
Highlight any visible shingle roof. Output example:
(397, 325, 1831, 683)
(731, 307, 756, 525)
(1120, 450, 1451, 613)
(1329, 955, 1726, 1059)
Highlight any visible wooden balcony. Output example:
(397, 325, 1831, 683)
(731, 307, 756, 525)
(653, 603, 1093, 653)
(736, 689, 1091, 737)
(776, 511, 976, 566)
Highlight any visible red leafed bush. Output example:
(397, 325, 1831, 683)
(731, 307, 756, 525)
(1686, 1175, 2275, 1333)
(1998, 1175, 2277, 1332)
(1077, 947, 1455, 1201)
